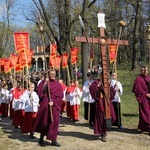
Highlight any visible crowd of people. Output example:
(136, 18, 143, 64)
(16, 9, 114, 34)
(0, 66, 150, 147)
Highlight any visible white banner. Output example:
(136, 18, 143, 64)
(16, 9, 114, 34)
(97, 13, 106, 28)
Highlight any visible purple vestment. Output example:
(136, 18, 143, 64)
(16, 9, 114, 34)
(89, 80, 116, 135)
(132, 74, 150, 133)
(34, 79, 63, 141)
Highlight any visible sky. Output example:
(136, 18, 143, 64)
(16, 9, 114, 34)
(0, 0, 32, 27)
(14, 0, 32, 27)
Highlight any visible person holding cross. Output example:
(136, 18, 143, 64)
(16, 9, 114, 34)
(33, 69, 63, 147)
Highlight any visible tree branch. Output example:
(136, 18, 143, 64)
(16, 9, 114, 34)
(88, 0, 97, 8)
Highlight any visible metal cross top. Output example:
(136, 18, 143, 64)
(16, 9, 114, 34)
(75, 12, 128, 127)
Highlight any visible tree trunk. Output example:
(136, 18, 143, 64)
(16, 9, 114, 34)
(131, 1, 142, 70)
(81, 0, 90, 85)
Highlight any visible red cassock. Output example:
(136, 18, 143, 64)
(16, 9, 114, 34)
(12, 88, 25, 128)
(66, 85, 76, 118)
(21, 112, 37, 133)
(60, 83, 67, 114)
(0, 103, 9, 117)
(9, 88, 16, 119)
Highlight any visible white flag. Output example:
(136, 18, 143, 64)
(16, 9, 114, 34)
(97, 13, 106, 28)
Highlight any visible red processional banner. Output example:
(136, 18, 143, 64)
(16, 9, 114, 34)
(27, 50, 34, 68)
(70, 47, 80, 65)
(14, 63, 22, 72)
(62, 53, 69, 68)
(55, 55, 62, 69)
(50, 44, 57, 56)
(4, 59, 10, 73)
(14, 32, 30, 53)
(49, 54, 56, 68)
(9, 53, 18, 69)
(108, 44, 117, 63)
(0, 58, 8, 72)
(18, 49, 33, 68)
(0, 58, 4, 66)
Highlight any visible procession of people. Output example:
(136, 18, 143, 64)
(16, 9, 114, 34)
(0, 65, 150, 147)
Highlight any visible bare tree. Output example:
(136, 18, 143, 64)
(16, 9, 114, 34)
(0, 0, 17, 57)
(131, 1, 142, 70)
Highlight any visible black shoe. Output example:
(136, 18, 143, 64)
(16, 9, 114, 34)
(101, 134, 107, 142)
(51, 141, 61, 147)
(30, 133, 35, 139)
(118, 126, 125, 130)
(15, 126, 19, 129)
(39, 138, 43, 146)
(89, 122, 94, 127)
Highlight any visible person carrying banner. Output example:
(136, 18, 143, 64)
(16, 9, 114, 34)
(21, 82, 40, 139)
(109, 72, 124, 129)
(0, 83, 10, 117)
(69, 80, 82, 122)
(82, 72, 95, 127)
(12, 82, 26, 129)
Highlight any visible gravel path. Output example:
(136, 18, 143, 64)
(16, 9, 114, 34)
(0, 115, 150, 150)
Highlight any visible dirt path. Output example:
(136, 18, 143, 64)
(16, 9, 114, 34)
(0, 115, 150, 150)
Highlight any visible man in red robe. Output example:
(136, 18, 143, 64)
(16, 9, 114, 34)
(34, 69, 63, 147)
(132, 65, 150, 136)
(89, 79, 116, 142)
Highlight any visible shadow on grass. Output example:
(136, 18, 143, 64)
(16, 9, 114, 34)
(0, 117, 43, 145)
(58, 131, 99, 141)
(60, 115, 90, 128)
(122, 113, 139, 117)
(107, 126, 147, 136)
(0, 115, 98, 145)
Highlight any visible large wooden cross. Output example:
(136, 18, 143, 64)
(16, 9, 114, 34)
(75, 13, 128, 127)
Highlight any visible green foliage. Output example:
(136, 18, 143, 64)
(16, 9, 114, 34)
(113, 63, 141, 128)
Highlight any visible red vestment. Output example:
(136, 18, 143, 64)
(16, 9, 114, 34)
(132, 74, 150, 133)
(34, 79, 63, 141)
(66, 85, 76, 118)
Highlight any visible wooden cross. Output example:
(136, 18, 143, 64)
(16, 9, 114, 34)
(75, 13, 128, 127)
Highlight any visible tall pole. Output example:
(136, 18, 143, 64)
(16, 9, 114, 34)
(146, 24, 150, 64)
(38, 16, 53, 122)
(112, 21, 126, 79)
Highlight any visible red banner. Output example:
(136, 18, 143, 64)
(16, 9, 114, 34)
(108, 44, 117, 63)
(4, 59, 10, 73)
(50, 44, 57, 56)
(0, 58, 4, 66)
(9, 53, 18, 69)
(49, 54, 56, 68)
(14, 63, 23, 72)
(14, 32, 29, 53)
(27, 49, 34, 68)
(70, 47, 80, 65)
(18, 49, 33, 68)
(55, 55, 62, 69)
(62, 53, 69, 68)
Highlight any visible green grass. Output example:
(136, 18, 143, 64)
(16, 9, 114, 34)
(79, 63, 143, 129)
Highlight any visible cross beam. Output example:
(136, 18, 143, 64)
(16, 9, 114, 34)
(75, 19, 128, 127)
